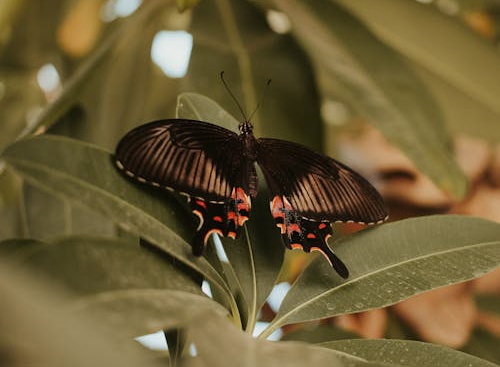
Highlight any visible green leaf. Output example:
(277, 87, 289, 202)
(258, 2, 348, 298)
(282, 323, 359, 343)
(187, 0, 323, 150)
(320, 339, 498, 367)
(263, 215, 500, 334)
(176, 93, 240, 133)
(187, 313, 403, 367)
(0, 260, 163, 367)
(2, 239, 226, 345)
(0, 238, 46, 259)
(269, 0, 467, 199)
(334, 0, 500, 141)
(0, 165, 21, 207)
(70, 288, 228, 341)
(177, 93, 285, 331)
(13, 236, 203, 296)
(1, 135, 230, 298)
(21, 183, 116, 239)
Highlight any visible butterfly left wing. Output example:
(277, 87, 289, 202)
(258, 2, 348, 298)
(256, 138, 388, 278)
(115, 119, 257, 256)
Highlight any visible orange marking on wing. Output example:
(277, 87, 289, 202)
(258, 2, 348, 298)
(291, 243, 303, 250)
(307, 233, 316, 239)
(311, 247, 333, 266)
(270, 196, 284, 218)
(233, 187, 251, 212)
(237, 215, 249, 227)
(276, 223, 286, 234)
(213, 215, 223, 223)
(192, 210, 204, 231)
(203, 228, 223, 245)
(227, 211, 237, 220)
(228, 231, 236, 239)
(318, 223, 327, 230)
(196, 200, 207, 209)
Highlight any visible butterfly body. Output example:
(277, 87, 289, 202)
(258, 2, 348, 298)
(115, 118, 388, 278)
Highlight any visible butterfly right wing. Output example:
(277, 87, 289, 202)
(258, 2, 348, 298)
(257, 138, 388, 278)
(115, 119, 257, 255)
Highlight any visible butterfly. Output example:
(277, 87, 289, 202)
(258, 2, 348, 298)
(115, 78, 388, 279)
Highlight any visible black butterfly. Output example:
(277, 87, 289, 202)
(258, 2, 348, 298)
(115, 86, 387, 279)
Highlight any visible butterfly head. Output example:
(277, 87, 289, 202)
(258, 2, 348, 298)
(238, 120, 254, 135)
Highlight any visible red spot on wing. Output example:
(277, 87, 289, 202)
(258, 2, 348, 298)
(287, 223, 301, 235)
(228, 231, 236, 239)
(318, 223, 327, 230)
(196, 200, 207, 209)
(291, 243, 303, 250)
(227, 211, 237, 220)
(307, 233, 316, 239)
(213, 215, 223, 223)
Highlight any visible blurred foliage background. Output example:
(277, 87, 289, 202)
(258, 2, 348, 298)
(0, 0, 499, 365)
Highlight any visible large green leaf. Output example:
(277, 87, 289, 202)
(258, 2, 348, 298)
(268, 0, 467, 199)
(177, 92, 285, 331)
(8, 236, 202, 296)
(1, 135, 231, 299)
(186, 313, 402, 367)
(320, 339, 498, 367)
(187, 0, 323, 150)
(21, 183, 116, 239)
(70, 288, 228, 341)
(2, 237, 227, 344)
(335, 0, 500, 141)
(261, 215, 500, 335)
(0, 261, 163, 367)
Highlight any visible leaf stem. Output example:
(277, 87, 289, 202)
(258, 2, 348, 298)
(243, 226, 258, 333)
(257, 320, 279, 340)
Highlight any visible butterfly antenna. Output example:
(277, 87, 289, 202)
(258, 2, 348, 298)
(247, 78, 272, 122)
(220, 71, 248, 122)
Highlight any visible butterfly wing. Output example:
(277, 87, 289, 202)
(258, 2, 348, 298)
(257, 138, 388, 278)
(115, 119, 257, 255)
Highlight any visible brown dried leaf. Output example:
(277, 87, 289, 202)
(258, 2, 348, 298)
(338, 126, 491, 208)
(335, 308, 387, 339)
(473, 267, 500, 294)
(392, 283, 476, 348)
(451, 184, 500, 223)
(476, 312, 500, 337)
